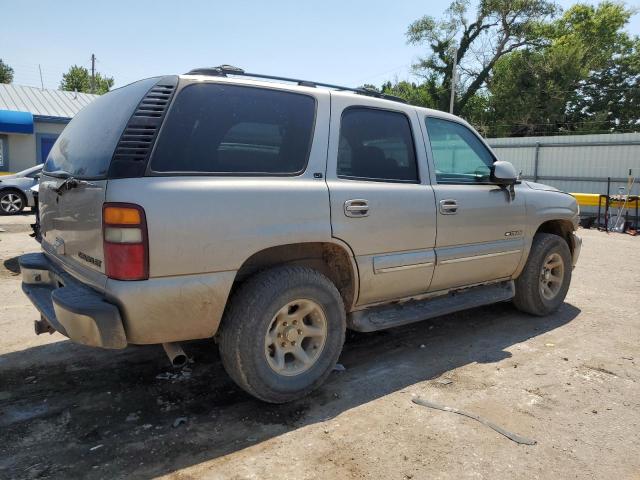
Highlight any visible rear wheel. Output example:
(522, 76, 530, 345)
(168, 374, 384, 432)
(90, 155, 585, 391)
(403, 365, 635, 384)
(0, 190, 26, 215)
(218, 266, 346, 403)
(513, 233, 572, 316)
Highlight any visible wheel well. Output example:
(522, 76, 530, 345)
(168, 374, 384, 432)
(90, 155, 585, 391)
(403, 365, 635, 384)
(535, 220, 574, 253)
(0, 187, 26, 199)
(234, 243, 357, 310)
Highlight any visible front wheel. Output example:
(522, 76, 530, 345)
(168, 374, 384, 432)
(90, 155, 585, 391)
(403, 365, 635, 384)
(513, 233, 572, 316)
(218, 266, 346, 403)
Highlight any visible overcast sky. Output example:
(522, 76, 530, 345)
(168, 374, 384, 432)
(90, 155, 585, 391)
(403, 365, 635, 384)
(2, 0, 639, 90)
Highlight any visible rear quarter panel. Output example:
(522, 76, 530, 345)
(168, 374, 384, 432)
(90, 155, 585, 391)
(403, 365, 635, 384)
(105, 176, 333, 277)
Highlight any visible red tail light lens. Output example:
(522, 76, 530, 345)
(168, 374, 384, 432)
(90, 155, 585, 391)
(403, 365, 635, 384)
(103, 203, 149, 280)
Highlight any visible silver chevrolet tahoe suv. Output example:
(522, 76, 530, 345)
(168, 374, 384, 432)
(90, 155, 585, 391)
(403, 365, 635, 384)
(20, 66, 581, 403)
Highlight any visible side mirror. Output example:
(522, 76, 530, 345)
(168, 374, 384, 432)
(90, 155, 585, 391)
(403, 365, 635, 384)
(490, 161, 518, 185)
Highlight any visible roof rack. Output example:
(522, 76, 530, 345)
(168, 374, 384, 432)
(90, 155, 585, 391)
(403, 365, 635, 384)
(185, 65, 407, 104)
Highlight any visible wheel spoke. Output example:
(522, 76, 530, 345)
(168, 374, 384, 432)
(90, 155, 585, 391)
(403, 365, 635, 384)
(542, 284, 553, 298)
(266, 327, 278, 345)
(294, 301, 315, 320)
(549, 273, 563, 283)
(273, 347, 286, 371)
(292, 345, 311, 366)
(302, 324, 324, 338)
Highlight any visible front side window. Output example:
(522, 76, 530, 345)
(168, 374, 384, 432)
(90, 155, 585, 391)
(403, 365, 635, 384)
(337, 108, 418, 183)
(151, 84, 316, 174)
(425, 117, 495, 184)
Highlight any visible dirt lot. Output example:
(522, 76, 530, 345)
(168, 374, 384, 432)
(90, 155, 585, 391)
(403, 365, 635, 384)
(0, 213, 638, 480)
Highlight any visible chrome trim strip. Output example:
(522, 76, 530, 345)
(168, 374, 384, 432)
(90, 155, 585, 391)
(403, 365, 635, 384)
(375, 262, 435, 274)
(439, 249, 522, 265)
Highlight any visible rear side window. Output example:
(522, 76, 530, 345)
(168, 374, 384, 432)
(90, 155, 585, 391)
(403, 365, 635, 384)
(150, 84, 316, 174)
(337, 108, 418, 183)
(43, 77, 159, 179)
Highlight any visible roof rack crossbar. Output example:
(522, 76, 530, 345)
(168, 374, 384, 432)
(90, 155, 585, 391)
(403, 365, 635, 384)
(185, 66, 407, 103)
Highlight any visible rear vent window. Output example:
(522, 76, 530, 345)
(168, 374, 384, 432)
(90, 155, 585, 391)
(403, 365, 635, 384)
(150, 83, 316, 175)
(43, 77, 161, 179)
(109, 79, 178, 178)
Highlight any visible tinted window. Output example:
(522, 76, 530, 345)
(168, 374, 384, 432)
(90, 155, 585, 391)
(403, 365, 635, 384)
(151, 84, 316, 174)
(425, 117, 495, 184)
(44, 77, 159, 179)
(337, 108, 418, 183)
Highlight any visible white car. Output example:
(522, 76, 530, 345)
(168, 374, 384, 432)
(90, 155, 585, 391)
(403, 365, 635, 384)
(0, 165, 41, 215)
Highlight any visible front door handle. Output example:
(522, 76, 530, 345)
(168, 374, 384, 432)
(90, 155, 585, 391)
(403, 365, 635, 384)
(439, 199, 458, 215)
(344, 199, 369, 217)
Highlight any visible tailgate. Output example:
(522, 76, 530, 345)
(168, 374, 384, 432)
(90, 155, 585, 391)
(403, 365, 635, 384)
(39, 176, 108, 290)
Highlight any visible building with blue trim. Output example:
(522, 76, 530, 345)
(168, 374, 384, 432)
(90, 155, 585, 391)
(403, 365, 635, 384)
(0, 84, 98, 173)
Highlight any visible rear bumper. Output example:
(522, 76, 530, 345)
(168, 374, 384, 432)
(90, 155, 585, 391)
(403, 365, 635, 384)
(20, 253, 127, 349)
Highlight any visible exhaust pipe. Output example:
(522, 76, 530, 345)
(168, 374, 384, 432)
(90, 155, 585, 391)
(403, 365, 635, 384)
(162, 342, 188, 368)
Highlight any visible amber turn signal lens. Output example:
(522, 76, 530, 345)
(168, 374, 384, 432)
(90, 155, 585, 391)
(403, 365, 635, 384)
(103, 206, 141, 225)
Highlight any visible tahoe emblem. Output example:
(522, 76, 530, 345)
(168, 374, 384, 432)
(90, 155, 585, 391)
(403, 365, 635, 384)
(78, 251, 102, 268)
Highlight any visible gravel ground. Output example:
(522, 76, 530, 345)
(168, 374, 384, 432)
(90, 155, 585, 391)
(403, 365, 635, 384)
(0, 212, 638, 480)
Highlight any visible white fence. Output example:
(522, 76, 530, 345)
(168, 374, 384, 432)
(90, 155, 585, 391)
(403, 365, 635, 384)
(487, 133, 640, 202)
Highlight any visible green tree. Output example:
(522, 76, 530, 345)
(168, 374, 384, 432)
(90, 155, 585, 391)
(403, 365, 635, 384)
(407, 0, 558, 114)
(381, 80, 438, 108)
(0, 59, 14, 84)
(59, 65, 114, 94)
(487, 1, 639, 136)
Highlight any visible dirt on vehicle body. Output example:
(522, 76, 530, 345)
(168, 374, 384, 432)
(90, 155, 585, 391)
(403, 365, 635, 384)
(20, 66, 580, 403)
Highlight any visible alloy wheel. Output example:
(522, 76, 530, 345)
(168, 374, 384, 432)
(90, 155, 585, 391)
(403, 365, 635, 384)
(539, 252, 564, 300)
(264, 299, 328, 376)
(0, 193, 23, 214)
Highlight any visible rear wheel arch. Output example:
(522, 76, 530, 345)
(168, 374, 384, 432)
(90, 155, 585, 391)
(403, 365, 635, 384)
(233, 241, 358, 311)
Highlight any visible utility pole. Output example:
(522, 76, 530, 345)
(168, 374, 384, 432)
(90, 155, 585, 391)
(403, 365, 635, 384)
(449, 46, 458, 114)
(90, 53, 96, 94)
(38, 64, 44, 89)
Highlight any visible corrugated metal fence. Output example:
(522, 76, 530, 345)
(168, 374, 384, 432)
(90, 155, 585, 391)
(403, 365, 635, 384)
(487, 133, 640, 209)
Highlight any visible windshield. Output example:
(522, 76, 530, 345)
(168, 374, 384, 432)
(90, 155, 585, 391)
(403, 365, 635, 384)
(43, 77, 159, 179)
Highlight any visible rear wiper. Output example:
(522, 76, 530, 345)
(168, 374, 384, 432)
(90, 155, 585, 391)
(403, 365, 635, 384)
(53, 176, 96, 195)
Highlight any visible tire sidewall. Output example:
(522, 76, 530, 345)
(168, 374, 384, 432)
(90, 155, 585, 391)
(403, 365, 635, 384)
(235, 276, 345, 398)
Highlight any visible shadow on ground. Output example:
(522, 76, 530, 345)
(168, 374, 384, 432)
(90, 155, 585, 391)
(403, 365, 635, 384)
(0, 302, 580, 479)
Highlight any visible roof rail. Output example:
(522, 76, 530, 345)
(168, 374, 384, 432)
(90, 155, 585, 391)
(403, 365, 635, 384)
(185, 65, 407, 104)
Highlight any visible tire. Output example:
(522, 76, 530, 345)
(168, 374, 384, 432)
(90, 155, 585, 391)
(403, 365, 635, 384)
(513, 233, 572, 316)
(218, 265, 346, 403)
(0, 190, 26, 215)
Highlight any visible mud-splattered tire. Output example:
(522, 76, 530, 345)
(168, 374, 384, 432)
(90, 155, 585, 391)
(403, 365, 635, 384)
(513, 233, 572, 316)
(218, 266, 346, 404)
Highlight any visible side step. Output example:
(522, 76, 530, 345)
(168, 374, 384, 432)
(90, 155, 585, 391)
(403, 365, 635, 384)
(347, 281, 515, 332)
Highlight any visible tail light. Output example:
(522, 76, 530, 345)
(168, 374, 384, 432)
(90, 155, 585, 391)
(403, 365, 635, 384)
(102, 203, 149, 280)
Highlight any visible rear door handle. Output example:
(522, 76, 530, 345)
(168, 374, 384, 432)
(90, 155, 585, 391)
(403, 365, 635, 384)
(439, 199, 458, 215)
(344, 199, 369, 217)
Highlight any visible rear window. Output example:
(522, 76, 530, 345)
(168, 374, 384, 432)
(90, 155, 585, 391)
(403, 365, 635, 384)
(150, 83, 316, 175)
(337, 107, 418, 183)
(43, 77, 159, 179)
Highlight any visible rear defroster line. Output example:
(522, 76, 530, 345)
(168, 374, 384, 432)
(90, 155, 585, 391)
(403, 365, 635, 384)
(412, 397, 537, 445)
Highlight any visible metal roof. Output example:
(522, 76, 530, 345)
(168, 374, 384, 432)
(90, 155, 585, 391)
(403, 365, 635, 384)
(0, 84, 98, 121)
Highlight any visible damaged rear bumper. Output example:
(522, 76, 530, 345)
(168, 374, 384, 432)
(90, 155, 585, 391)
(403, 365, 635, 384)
(20, 252, 127, 349)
